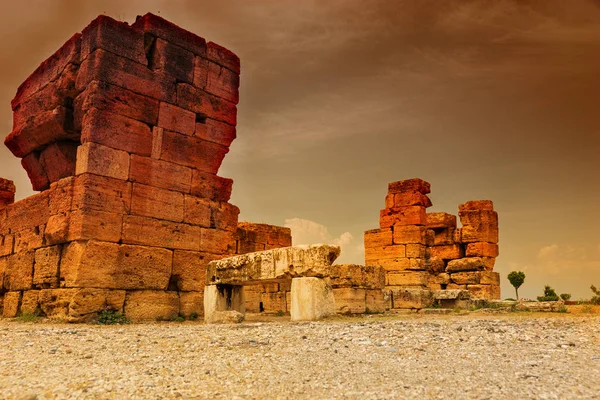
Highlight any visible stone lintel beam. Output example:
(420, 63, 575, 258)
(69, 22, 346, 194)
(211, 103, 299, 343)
(206, 244, 341, 286)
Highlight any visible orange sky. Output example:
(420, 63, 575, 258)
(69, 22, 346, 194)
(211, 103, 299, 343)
(0, 0, 598, 299)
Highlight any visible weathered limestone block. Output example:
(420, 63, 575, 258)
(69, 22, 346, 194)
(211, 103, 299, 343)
(175, 83, 237, 126)
(426, 212, 457, 229)
(34, 246, 61, 288)
(459, 210, 499, 244)
(39, 142, 78, 185)
(206, 245, 340, 285)
(333, 287, 366, 314)
(76, 142, 130, 180)
(405, 244, 428, 258)
(3, 251, 34, 291)
(365, 290, 386, 313)
(179, 291, 204, 318)
(290, 277, 335, 321)
(81, 15, 146, 65)
(21, 153, 49, 192)
(194, 119, 236, 148)
(13, 226, 46, 253)
(480, 271, 500, 286)
(385, 191, 432, 208)
(429, 257, 446, 274)
(157, 102, 196, 136)
(261, 292, 287, 313)
(133, 13, 208, 58)
(38, 289, 74, 319)
(467, 284, 500, 300)
(432, 227, 455, 246)
(4, 191, 50, 232)
(0, 236, 14, 257)
(207, 41, 240, 75)
(459, 200, 494, 212)
(190, 170, 233, 202)
(430, 244, 464, 260)
(380, 206, 426, 228)
(71, 174, 132, 214)
(389, 288, 433, 309)
(429, 272, 450, 286)
(450, 271, 481, 285)
(75, 81, 159, 128)
(0, 179, 16, 210)
(60, 240, 172, 289)
(76, 48, 176, 103)
(172, 250, 220, 291)
(131, 183, 184, 222)
(129, 155, 191, 193)
(432, 289, 471, 300)
(3, 291, 22, 318)
(159, 129, 229, 173)
(392, 225, 428, 245)
(68, 288, 126, 321)
(386, 271, 429, 287)
(151, 39, 195, 85)
(465, 242, 499, 258)
(204, 284, 245, 323)
(121, 215, 202, 251)
(244, 290, 262, 313)
(81, 108, 153, 156)
(388, 178, 430, 195)
(206, 61, 240, 104)
(47, 210, 123, 244)
(235, 222, 292, 251)
(20, 290, 40, 315)
(124, 290, 180, 322)
(365, 245, 407, 270)
(364, 228, 393, 248)
(329, 264, 385, 289)
(5, 106, 77, 159)
(446, 257, 494, 273)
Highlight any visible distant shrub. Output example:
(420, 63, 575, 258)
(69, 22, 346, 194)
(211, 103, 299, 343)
(560, 293, 571, 301)
(591, 285, 600, 305)
(537, 285, 559, 302)
(275, 310, 285, 317)
(15, 313, 40, 322)
(189, 312, 199, 321)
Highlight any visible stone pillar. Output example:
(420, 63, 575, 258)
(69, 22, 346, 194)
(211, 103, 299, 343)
(204, 284, 246, 323)
(0, 178, 16, 210)
(290, 277, 335, 321)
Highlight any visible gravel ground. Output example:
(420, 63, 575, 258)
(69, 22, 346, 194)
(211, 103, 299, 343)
(0, 314, 599, 399)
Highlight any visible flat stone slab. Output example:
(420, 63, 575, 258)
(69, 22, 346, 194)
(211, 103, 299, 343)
(206, 245, 341, 285)
(433, 289, 471, 300)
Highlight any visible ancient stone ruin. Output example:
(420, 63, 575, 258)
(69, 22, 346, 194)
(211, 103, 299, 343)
(1, 14, 501, 322)
(0, 13, 293, 322)
(364, 178, 501, 309)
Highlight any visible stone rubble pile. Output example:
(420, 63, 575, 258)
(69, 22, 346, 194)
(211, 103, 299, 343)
(365, 178, 500, 309)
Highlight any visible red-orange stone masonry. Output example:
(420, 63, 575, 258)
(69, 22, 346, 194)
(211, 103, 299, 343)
(0, 13, 286, 322)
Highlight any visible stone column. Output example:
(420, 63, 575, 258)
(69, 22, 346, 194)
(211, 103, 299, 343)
(0, 178, 16, 210)
(290, 277, 335, 321)
(204, 284, 246, 323)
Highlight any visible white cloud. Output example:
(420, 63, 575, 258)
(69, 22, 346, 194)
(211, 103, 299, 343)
(284, 217, 356, 263)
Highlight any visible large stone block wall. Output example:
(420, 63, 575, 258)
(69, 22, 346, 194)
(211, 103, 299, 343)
(364, 178, 500, 308)
(234, 222, 293, 314)
(1, 13, 242, 321)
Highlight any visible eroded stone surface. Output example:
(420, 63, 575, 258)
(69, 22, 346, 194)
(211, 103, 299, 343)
(206, 245, 340, 285)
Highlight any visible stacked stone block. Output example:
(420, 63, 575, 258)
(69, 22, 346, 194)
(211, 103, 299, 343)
(364, 179, 501, 308)
(234, 222, 293, 314)
(330, 264, 386, 314)
(1, 14, 242, 321)
(365, 179, 433, 290)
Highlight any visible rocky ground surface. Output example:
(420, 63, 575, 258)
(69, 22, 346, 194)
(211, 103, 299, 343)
(0, 313, 599, 399)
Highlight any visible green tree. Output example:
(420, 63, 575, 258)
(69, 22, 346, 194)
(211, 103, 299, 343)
(507, 271, 525, 300)
(591, 285, 600, 305)
(537, 285, 559, 302)
(559, 293, 571, 301)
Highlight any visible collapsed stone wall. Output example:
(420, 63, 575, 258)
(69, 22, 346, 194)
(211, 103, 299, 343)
(0, 14, 243, 321)
(364, 178, 500, 309)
